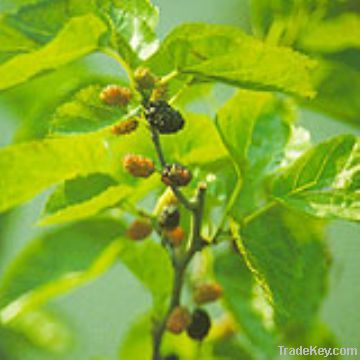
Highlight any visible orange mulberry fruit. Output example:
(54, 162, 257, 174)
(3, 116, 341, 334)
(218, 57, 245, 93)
(166, 306, 191, 334)
(193, 283, 223, 305)
(112, 119, 139, 135)
(123, 154, 155, 178)
(126, 220, 152, 241)
(161, 164, 192, 187)
(165, 226, 185, 247)
(100, 85, 132, 107)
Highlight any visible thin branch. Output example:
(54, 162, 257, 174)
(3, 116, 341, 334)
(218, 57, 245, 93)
(149, 125, 195, 211)
(152, 184, 207, 360)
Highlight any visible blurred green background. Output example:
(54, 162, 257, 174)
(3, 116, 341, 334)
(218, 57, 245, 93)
(0, 0, 359, 359)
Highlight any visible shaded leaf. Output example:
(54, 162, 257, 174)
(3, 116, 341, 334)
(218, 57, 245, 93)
(238, 207, 329, 328)
(305, 60, 360, 127)
(119, 240, 173, 315)
(273, 134, 360, 221)
(215, 251, 276, 356)
(43, 173, 118, 215)
(216, 89, 293, 217)
(118, 313, 152, 360)
(0, 219, 125, 324)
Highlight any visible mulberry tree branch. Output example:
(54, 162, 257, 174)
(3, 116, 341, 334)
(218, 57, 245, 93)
(149, 125, 195, 211)
(151, 183, 207, 360)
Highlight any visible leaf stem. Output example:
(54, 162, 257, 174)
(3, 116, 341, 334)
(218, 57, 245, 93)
(212, 165, 242, 243)
(242, 200, 277, 226)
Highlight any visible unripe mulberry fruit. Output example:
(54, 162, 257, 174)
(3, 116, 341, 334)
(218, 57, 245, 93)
(123, 154, 155, 178)
(112, 118, 138, 135)
(100, 85, 132, 107)
(158, 205, 180, 230)
(186, 309, 211, 341)
(134, 67, 156, 90)
(126, 220, 152, 241)
(151, 83, 168, 101)
(161, 164, 192, 187)
(145, 100, 184, 134)
(153, 187, 179, 216)
(193, 283, 223, 304)
(165, 226, 185, 247)
(166, 306, 191, 334)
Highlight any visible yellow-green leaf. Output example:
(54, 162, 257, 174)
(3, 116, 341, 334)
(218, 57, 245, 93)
(0, 14, 107, 91)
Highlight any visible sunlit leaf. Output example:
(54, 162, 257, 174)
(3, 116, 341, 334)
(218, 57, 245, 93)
(6, 309, 72, 353)
(0, 125, 154, 213)
(104, 0, 159, 65)
(300, 13, 360, 53)
(40, 185, 132, 226)
(148, 23, 315, 98)
(50, 84, 128, 134)
(0, 132, 110, 213)
(0, 14, 107, 91)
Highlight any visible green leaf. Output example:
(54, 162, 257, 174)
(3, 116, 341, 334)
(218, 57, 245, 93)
(148, 23, 316, 98)
(305, 60, 360, 126)
(0, 219, 125, 324)
(215, 251, 276, 356)
(43, 173, 118, 215)
(272, 134, 360, 221)
(216, 90, 292, 173)
(162, 112, 228, 165)
(0, 14, 107, 91)
(40, 185, 132, 226)
(300, 13, 360, 53)
(50, 84, 128, 134)
(0, 124, 154, 213)
(216, 89, 293, 217)
(119, 240, 173, 315)
(1, 0, 97, 46)
(238, 207, 329, 328)
(0, 132, 110, 213)
(104, 0, 159, 65)
(118, 313, 152, 360)
(5, 309, 72, 353)
(0, 17, 38, 63)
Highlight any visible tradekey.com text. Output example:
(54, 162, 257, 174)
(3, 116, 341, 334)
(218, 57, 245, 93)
(279, 345, 358, 357)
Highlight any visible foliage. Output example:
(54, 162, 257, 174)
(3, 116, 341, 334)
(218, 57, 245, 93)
(0, 0, 358, 359)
